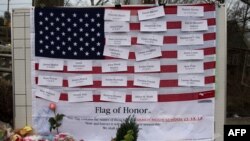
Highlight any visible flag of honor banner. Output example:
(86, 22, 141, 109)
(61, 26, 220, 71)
(31, 3, 216, 141)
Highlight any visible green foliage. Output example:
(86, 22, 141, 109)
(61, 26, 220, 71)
(48, 113, 65, 133)
(115, 115, 139, 141)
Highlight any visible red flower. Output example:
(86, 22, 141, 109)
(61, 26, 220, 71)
(49, 103, 56, 112)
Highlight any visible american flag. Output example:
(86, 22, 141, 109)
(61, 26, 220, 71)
(33, 5, 216, 102)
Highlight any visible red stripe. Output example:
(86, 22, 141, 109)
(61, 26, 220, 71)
(35, 76, 215, 88)
(107, 4, 215, 16)
(36, 90, 215, 102)
(35, 61, 215, 74)
(130, 18, 216, 30)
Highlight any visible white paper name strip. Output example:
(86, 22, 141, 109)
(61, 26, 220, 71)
(35, 88, 60, 102)
(177, 61, 204, 74)
(37, 75, 63, 87)
(137, 34, 163, 46)
(67, 60, 92, 71)
(104, 9, 130, 21)
(138, 6, 165, 21)
(134, 75, 160, 88)
(103, 46, 130, 59)
(182, 20, 208, 31)
(68, 75, 93, 87)
(68, 91, 93, 102)
(177, 34, 204, 45)
(177, 50, 204, 60)
(102, 61, 127, 73)
(135, 46, 162, 61)
(102, 76, 127, 86)
(140, 21, 166, 32)
(177, 6, 204, 17)
(100, 90, 126, 103)
(106, 35, 131, 46)
(132, 91, 158, 102)
(105, 21, 129, 32)
(178, 74, 205, 87)
(134, 60, 161, 72)
(38, 59, 64, 71)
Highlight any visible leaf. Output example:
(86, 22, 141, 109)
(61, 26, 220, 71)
(48, 117, 56, 125)
(56, 114, 65, 121)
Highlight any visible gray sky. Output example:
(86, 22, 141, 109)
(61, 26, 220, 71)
(0, 0, 32, 16)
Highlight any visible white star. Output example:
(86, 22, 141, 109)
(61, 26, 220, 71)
(56, 27, 60, 31)
(79, 28, 83, 32)
(56, 36, 60, 40)
(62, 42, 66, 46)
(45, 26, 49, 30)
(67, 28, 71, 32)
(80, 47, 83, 51)
(61, 13, 65, 17)
(50, 32, 54, 35)
(85, 42, 89, 46)
(45, 17, 48, 21)
(39, 31, 43, 34)
(97, 52, 101, 56)
(73, 33, 77, 36)
(68, 47, 72, 51)
(96, 13, 100, 17)
(74, 52, 77, 56)
(85, 13, 88, 17)
(56, 46, 60, 50)
(62, 51, 66, 55)
(51, 41, 54, 45)
(79, 18, 83, 22)
(51, 50, 54, 54)
(68, 37, 71, 41)
(73, 13, 77, 17)
(39, 21, 43, 25)
(73, 42, 77, 46)
(85, 23, 89, 27)
(61, 22, 65, 26)
(40, 49, 43, 53)
(45, 45, 49, 49)
(50, 12, 54, 16)
(62, 32, 65, 36)
(97, 32, 101, 37)
(91, 47, 95, 51)
(39, 40, 43, 44)
(67, 18, 71, 22)
(50, 22, 54, 26)
(56, 17, 60, 21)
(91, 37, 95, 41)
(91, 18, 95, 22)
(39, 12, 43, 16)
(91, 28, 95, 32)
(97, 42, 101, 46)
(45, 36, 49, 40)
(73, 23, 77, 27)
(96, 23, 101, 27)
(85, 52, 89, 56)
(85, 33, 89, 37)
(79, 37, 83, 41)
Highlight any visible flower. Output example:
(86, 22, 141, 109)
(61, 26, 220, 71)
(49, 103, 56, 112)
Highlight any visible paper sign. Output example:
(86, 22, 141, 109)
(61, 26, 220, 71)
(102, 61, 127, 73)
(177, 34, 204, 45)
(178, 74, 205, 87)
(38, 59, 64, 71)
(177, 61, 204, 74)
(106, 35, 131, 46)
(67, 60, 92, 71)
(137, 34, 163, 46)
(103, 46, 130, 59)
(132, 91, 158, 102)
(100, 90, 126, 103)
(140, 21, 166, 32)
(135, 46, 162, 61)
(134, 60, 161, 72)
(68, 91, 93, 102)
(104, 9, 130, 21)
(105, 21, 129, 32)
(182, 20, 208, 31)
(138, 6, 165, 21)
(35, 87, 60, 102)
(38, 75, 63, 87)
(134, 75, 160, 88)
(177, 50, 204, 60)
(68, 75, 93, 87)
(177, 6, 204, 17)
(102, 75, 127, 86)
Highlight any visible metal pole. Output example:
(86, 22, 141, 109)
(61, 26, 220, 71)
(7, 0, 10, 12)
